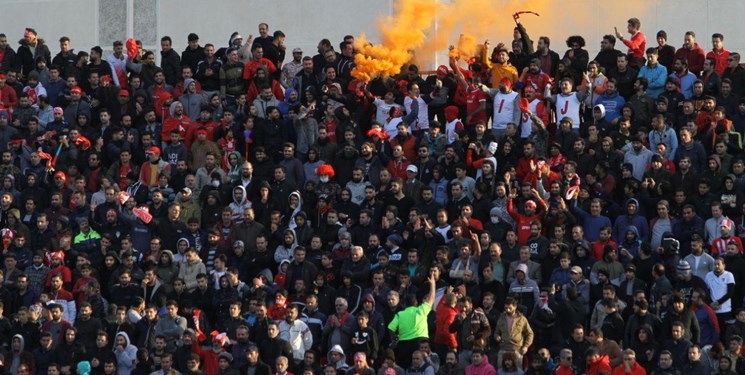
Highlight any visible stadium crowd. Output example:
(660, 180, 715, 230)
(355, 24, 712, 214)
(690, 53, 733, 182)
(0, 12, 745, 375)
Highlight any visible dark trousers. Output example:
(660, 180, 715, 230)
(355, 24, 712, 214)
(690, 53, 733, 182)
(396, 337, 424, 369)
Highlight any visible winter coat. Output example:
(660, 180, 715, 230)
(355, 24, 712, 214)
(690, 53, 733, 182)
(113, 332, 138, 375)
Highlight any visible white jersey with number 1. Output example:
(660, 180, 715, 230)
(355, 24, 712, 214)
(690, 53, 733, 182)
(492, 91, 519, 130)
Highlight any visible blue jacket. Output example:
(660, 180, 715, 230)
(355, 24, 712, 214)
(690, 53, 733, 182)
(612, 199, 650, 243)
(638, 63, 668, 98)
(693, 304, 720, 347)
(570, 201, 612, 242)
(596, 92, 626, 123)
(670, 71, 697, 99)
(649, 125, 679, 160)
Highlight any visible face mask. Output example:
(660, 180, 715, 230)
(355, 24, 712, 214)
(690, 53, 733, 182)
(490, 217, 499, 224)
(320, 176, 329, 183)
(212, 180, 220, 187)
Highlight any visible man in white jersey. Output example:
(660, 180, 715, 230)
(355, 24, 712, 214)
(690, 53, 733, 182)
(704, 257, 735, 330)
(483, 78, 520, 139)
(545, 75, 592, 135)
(370, 89, 403, 125)
(385, 101, 419, 139)
(520, 86, 549, 138)
(404, 83, 431, 132)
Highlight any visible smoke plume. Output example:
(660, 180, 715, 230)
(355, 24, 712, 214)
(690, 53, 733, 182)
(352, 0, 631, 81)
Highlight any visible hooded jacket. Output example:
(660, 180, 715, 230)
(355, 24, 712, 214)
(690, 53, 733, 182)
(178, 251, 206, 292)
(9, 334, 36, 375)
(274, 228, 298, 264)
(179, 78, 205, 120)
(201, 190, 224, 229)
(229, 215, 265, 254)
(16, 38, 51, 77)
(228, 185, 250, 221)
(612, 200, 650, 244)
(153, 311, 187, 352)
(113, 332, 138, 375)
(465, 358, 496, 375)
(326, 345, 349, 371)
(156, 250, 179, 288)
(585, 355, 612, 375)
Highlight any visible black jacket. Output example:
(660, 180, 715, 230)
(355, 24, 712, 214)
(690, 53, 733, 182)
(16, 39, 51, 78)
(181, 46, 205, 73)
(0, 46, 18, 73)
(530, 50, 560, 78)
(160, 49, 182, 86)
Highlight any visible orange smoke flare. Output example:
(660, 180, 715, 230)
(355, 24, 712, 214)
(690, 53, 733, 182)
(352, 0, 444, 82)
(353, 0, 656, 79)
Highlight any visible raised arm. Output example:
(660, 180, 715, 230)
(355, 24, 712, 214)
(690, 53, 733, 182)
(425, 272, 436, 307)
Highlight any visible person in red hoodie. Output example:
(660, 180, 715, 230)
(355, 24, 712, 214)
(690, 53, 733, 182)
(386, 145, 411, 181)
(465, 349, 496, 375)
(706, 33, 730, 76)
(507, 187, 546, 245)
(45, 250, 72, 290)
(585, 348, 612, 375)
(674, 32, 706, 76)
(516, 141, 539, 187)
(612, 350, 647, 375)
(434, 288, 459, 354)
(192, 330, 229, 375)
(161, 102, 192, 144)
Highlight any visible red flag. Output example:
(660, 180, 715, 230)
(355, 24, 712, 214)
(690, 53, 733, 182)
(133, 207, 153, 224)
(126, 38, 139, 60)
(37, 151, 53, 161)
(75, 135, 92, 151)
(519, 97, 530, 113)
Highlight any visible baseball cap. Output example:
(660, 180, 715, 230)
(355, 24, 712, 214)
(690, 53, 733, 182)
(406, 165, 418, 173)
(146, 146, 161, 156)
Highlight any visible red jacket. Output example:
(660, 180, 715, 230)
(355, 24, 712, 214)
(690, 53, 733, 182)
(162, 114, 192, 142)
(622, 32, 647, 63)
(242, 58, 277, 80)
(0, 84, 18, 110)
(507, 198, 545, 245)
(173, 79, 202, 100)
(707, 49, 731, 76)
(674, 44, 706, 76)
(387, 158, 411, 180)
(586, 356, 612, 375)
(45, 265, 72, 287)
(184, 120, 219, 150)
(246, 79, 284, 104)
(611, 361, 646, 375)
(556, 363, 577, 375)
(516, 156, 539, 187)
(390, 134, 418, 162)
(434, 297, 459, 348)
(191, 341, 222, 375)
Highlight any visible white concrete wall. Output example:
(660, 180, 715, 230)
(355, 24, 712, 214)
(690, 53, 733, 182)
(0, 0, 744, 71)
(0, 0, 98, 51)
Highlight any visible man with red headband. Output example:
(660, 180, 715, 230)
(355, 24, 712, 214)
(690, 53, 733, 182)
(16, 28, 51, 79)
